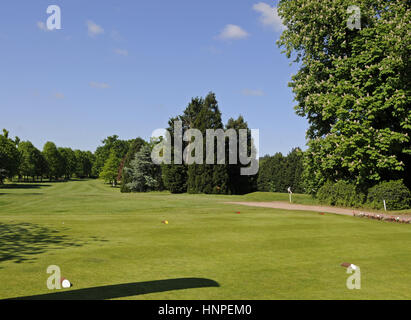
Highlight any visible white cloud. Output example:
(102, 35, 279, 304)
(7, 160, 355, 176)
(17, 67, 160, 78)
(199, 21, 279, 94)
(114, 48, 128, 56)
(89, 81, 110, 89)
(86, 20, 104, 37)
(253, 2, 285, 32)
(217, 24, 249, 40)
(36, 21, 49, 32)
(242, 89, 264, 96)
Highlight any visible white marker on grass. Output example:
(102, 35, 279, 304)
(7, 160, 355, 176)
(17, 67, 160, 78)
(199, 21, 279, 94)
(61, 278, 72, 288)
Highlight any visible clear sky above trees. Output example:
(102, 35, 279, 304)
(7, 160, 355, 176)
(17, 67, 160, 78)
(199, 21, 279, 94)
(0, 0, 307, 156)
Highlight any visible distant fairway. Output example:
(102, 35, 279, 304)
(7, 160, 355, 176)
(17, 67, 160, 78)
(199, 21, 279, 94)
(1, 179, 411, 300)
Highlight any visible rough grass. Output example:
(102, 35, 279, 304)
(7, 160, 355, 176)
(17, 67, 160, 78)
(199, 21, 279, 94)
(1, 179, 411, 300)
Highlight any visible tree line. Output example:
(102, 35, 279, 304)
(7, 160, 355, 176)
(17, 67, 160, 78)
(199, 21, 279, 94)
(102, 92, 259, 194)
(0, 129, 94, 183)
(1, 92, 305, 195)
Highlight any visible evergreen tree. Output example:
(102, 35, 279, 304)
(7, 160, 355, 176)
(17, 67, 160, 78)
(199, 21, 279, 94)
(188, 92, 229, 194)
(284, 148, 304, 193)
(162, 164, 187, 193)
(257, 153, 283, 192)
(257, 148, 304, 193)
(257, 155, 273, 192)
(181, 98, 205, 193)
(160, 94, 257, 195)
(226, 116, 257, 194)
(120, 137, 146, 192)
(161, 116, 188, 193)
(124, 145, 158, 192)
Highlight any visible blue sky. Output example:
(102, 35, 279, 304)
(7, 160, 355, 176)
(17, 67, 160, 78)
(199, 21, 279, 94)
(0, 0, 308, 156)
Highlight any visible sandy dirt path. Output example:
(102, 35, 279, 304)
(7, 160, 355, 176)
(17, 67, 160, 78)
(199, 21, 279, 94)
(224, 201, 410, 220)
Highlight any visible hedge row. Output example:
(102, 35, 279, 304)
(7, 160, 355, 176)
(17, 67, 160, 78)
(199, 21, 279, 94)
(316, 180, 410, 210)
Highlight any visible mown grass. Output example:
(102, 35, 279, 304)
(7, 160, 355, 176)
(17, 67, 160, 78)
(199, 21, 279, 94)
(0, 179, 411, 300)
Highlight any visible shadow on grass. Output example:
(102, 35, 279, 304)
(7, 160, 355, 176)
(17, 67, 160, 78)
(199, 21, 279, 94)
(0, 223, 95, 264)
(9, 278, 220, 300)
(0, 184, 52, 189)
(0, 193, 44, 196)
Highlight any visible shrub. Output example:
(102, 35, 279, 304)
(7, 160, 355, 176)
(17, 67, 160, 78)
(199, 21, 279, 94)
(367, 180, 411, 210)
(316, 180, 365, 207)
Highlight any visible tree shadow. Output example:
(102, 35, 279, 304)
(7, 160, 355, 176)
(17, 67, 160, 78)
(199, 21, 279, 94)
(0, 193, 44, 196)
(0, 184, 52, 189)
(0, 223, 92, 265)
(9, 278, 220, 300)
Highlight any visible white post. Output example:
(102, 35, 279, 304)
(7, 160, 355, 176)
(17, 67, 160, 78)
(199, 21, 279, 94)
(383, 199, 387, 211)
(288, 187, 292, 203)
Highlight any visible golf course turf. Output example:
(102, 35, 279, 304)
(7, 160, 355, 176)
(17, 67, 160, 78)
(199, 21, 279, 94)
(1, 179, 411, 300)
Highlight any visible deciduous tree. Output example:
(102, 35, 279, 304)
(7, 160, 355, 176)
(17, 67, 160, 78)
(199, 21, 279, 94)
(277, 0, 411, 192)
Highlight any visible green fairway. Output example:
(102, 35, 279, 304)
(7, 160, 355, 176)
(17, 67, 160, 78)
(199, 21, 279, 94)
(1, 179, 411, 300)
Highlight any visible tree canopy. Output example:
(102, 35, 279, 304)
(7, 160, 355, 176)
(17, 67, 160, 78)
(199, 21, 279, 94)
(277, 0, 410, 192)
(99, 150, 121, 186)
(0, 132, 20, 183)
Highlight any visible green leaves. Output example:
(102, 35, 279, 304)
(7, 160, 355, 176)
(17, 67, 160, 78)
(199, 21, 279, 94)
(257, 148, 304, 193)
(42, 142, 63, 180)
(99, 150, 121, 186)
(278, 0, 411, 190)
(0, 131, 20, 182)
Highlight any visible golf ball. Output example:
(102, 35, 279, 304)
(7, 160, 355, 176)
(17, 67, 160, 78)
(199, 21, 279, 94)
(61, 278, 71, 288)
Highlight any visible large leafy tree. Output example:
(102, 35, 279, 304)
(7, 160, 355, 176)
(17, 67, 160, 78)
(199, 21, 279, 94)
(0, 130, 20, 183)
(99, 150, 121, 186)
(42, 142, 64, 180)
(277, 0, 410, 192)
(18, 141, 38, 181)
(84, 151, 95, 177)
(93, 135, 131, 177)
(74, 150, 90, 178)
(33, 149, 48, 181)
(18, 141, 49, 182)
(58, 147, 77, 179)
